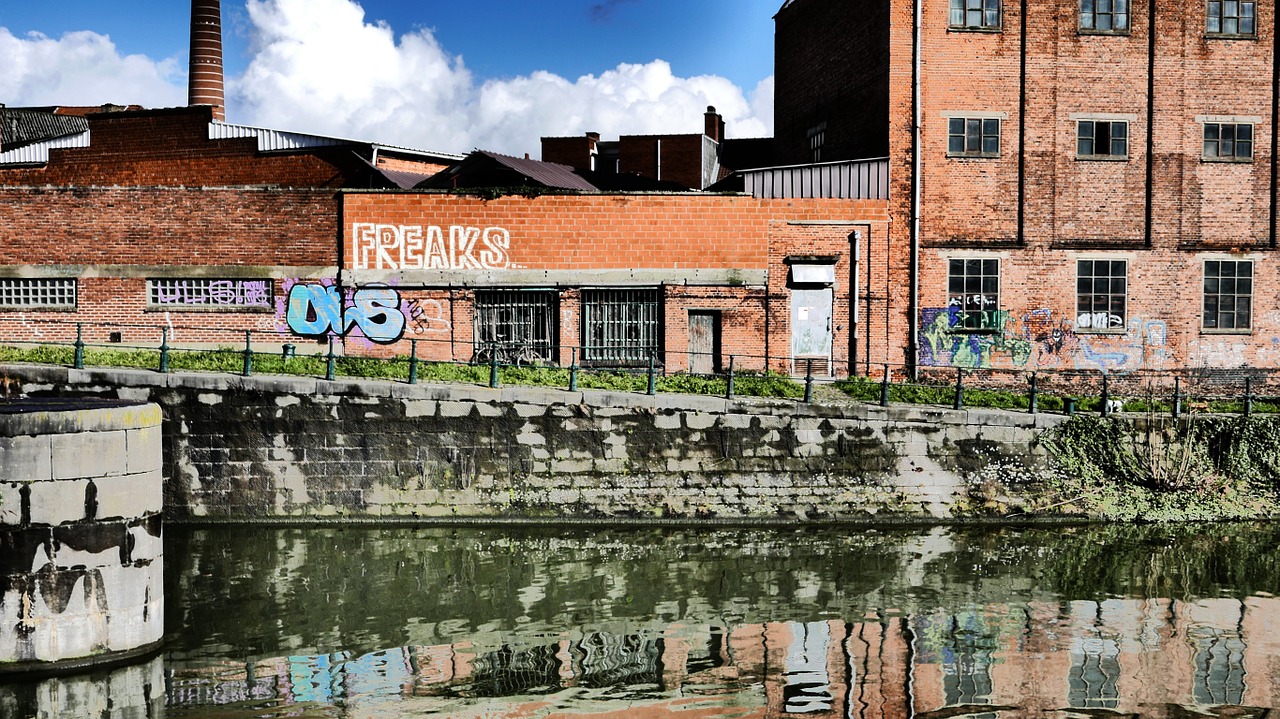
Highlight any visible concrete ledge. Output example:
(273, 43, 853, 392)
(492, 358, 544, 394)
(0, 400, 161, 438)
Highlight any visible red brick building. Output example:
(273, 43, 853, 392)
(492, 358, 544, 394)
(775, 0, 1280, 375)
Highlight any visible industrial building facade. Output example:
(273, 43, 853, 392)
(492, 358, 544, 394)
(775, 0, 1280, 375)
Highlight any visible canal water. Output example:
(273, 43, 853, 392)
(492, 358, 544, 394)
(3, 522, 1279, 718)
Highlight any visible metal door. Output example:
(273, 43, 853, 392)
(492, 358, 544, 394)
(791, 288, 832, 375)
(688, 311, 718, 374)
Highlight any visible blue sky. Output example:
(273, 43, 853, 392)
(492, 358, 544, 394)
(0, 0, 779, 155)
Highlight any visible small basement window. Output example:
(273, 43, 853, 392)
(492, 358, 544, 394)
(0, 278, 77, 309)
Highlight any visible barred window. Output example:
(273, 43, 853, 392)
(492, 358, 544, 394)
(0, 279, 77, 309)
(473, 290, 557, 362)
(1080, 0, 1129, 32)
(1077, 120, 1129, 159)
(947, 259, 1000, 332)
(582, 288, 661, 364)
(1207, 1, 1256, 36)
(950, 0, 1001, 29)
(1076, 260, 1127, 332)
(148, 279, 273, 308)
(948, 117, 1001, 157)
(1203, 260, 1252, 331)
(1203, 122, 1253, 161)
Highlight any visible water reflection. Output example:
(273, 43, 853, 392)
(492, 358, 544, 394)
(7, 523, 1280, 718)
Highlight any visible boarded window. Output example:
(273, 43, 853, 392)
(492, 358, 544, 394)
(148, 279, 273, 309)
(0, 278, 77, 309)
(582, 288, 661, 365)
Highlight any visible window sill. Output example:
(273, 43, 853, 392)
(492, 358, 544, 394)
(0, 306, 76, 312)
(947, 328, 1002, 336)
(1074, 329, 1127, 335)
(946, 153, 1002, 160)
(1204, 33, 1257, 41)
(1078, 29, 1131, 36)
(1201, 156, 1255, 164)
(144, 305, 275, 313)
(1075, 155, 1130, 162)
(1200, 328, 1253, 335)
(947, 26, 1003, 33)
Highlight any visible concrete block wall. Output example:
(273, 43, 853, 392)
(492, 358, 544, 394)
(0, 399, 164, 673)
(3, 364, 1065, 523)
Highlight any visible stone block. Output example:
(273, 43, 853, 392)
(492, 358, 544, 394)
(26, 478, 92, 526)
(684, 412, 717, 430)
(92, 471, 163, 520)
(439, 402, 473, 418)
(0, 434, 53, 481)
(126, 426, 163, 474)
(52, 431, 128, 480)
(654, 413, 682, 430)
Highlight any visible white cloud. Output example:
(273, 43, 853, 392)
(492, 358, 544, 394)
(0, 28, 184, 109)
(232, 0, 773, 155)
(0, 0, 774, 158)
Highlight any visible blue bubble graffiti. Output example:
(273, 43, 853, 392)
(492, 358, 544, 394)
(286, 283, 406, 344)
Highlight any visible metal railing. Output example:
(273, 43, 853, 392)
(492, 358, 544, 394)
(0, 317, 1276, 414)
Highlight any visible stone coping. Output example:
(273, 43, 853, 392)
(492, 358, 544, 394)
(0, 398, 161, 438)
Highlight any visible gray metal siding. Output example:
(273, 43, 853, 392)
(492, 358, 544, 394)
(741, 158, 889, 199)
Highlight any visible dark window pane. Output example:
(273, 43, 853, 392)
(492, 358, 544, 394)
(950, 135, 966, 154)
(1078, 260, 1093, 275)
(950, 259, 965, 275)
(1111, 122, 1127, 139)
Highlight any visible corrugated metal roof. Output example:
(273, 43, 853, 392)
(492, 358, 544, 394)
(740, 158, 890, 200)
(209, 121, 463, 161)
(2, 109, 88, 149)
(479, 150, 598, 191)
(0, 130, 92, 165)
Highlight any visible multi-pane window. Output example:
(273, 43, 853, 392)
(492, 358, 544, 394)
(808, 125, 826, 163)
(582, 288, 660, 364)
(0, 279, 77, 309)
(1203, 123, 1254, 161)
(1207, 1, 1257, 36)
(947, 259, 1000, 331)
(473, 290, 557, 362)
(1077, 120, 1129, 159)
(950, 0, 1001, 29)
(948, 118, 1001, 157)
(1203, 260, 1252, 331)
(1080, 0, 1129, 32)
(148, 279, 273, 308)
(1076, 260, 1127, 332)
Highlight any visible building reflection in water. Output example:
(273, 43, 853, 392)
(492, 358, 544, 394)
(156, 597, 1278, 718)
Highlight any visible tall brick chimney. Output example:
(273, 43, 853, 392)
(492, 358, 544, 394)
(704, 106, 724, 143)
(188, 0, 225, 121)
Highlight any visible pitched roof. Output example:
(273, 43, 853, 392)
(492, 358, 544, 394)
(419, 150, 598, 192)
(1, 109, 88, 150)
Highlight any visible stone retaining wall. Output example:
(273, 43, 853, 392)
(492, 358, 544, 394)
(3, 365, 1066, 523)
(0, 398, 164, 673)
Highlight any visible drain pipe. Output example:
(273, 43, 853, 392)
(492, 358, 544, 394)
(908, 0, 923, 380)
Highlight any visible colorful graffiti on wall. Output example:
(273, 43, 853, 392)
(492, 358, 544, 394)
(286, 284, 406, 344)
(919, 306, 1171, 372)
(351, 224, 511, 271)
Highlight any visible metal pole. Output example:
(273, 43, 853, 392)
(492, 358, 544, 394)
(647, 353, 656, 396)
(408, 339, 419, 385)
(804, 359, 814, 404)
(241, 331, 253, 377)
(74, 323, 85, 369)
(953, 367, 964, 410)
(1100, 373, 1110, 417)
(325, 342, 336, 381)
(880, 364, 890, 407)
(1173, 375, 1182, 419)
(727, 355, 736, 400)
(159, 327, 170, 374)
(1028, 371, 1038, 414)
(489, 348, 499, 389)
(1245, 376, 1253, 417)
(569, 348, 579, 392)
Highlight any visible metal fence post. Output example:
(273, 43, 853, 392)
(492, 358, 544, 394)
(325, 342, 336, 381)
(647, 354, 656, 396)
(1245, 376, 1253, 417)
(879, 364, 890, 407)
(159, 327, 170, 374)
(241, 331, 253, 377)
(73, 323, 85, 369)
(726, 355, 736, 400)
(408, 339, 419, 385)
(1028, 371, 1038, 414)
(953, 367, 964, 410)
(1173, 375, 1182, 419)
(1100, 373, 1110, 417)
(489, 349, 499, 389)
(569, 348, 579, 392)
(804, 359, 814, 404)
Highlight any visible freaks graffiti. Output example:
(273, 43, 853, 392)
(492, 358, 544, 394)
(352, 224, 511, 271)
(286, 283, 406, 344)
